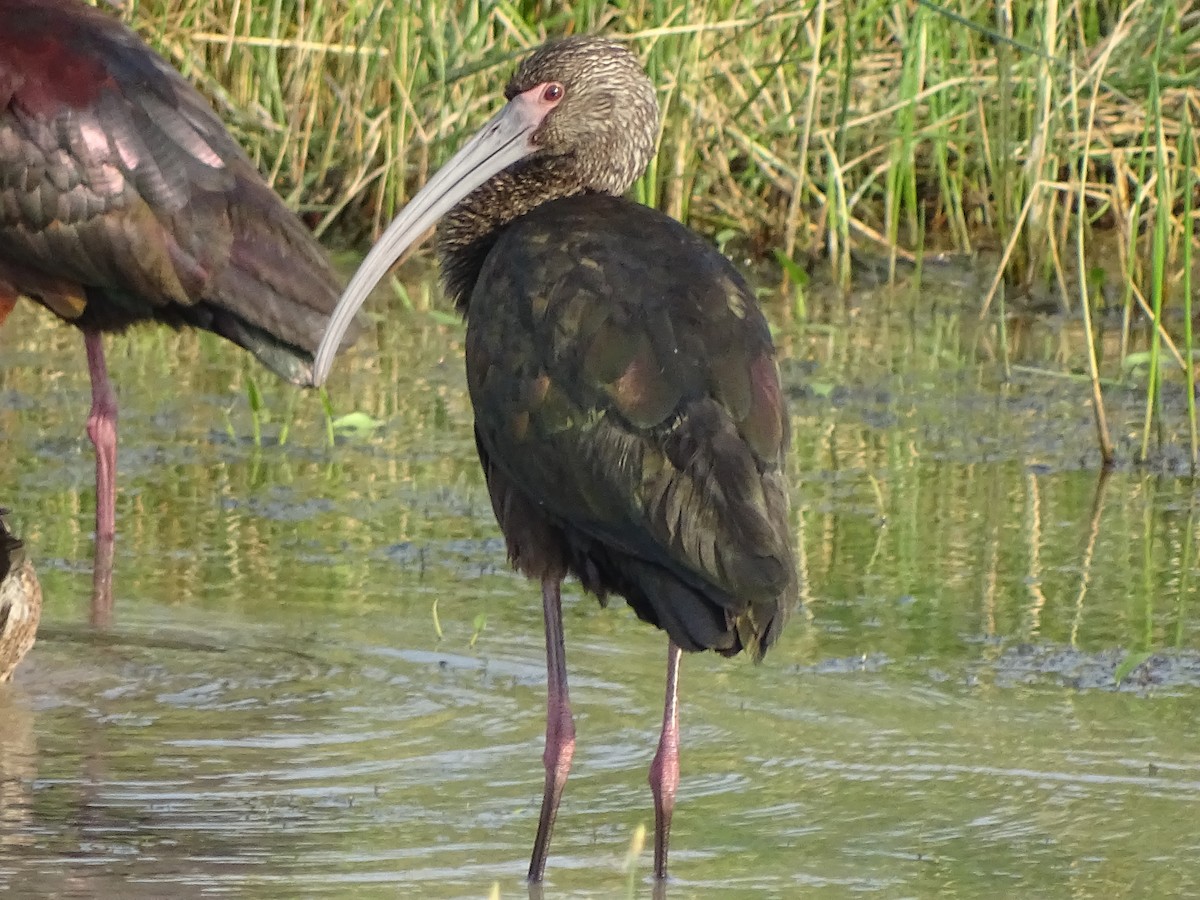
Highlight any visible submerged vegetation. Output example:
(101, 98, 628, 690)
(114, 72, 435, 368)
(120, 0, 1200, 465)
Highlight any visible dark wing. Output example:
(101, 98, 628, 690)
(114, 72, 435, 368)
(0, 0, 348, 382)
(466, 194, 795, 658)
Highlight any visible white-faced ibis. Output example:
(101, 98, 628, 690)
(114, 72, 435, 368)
(0, 510, 41, 683)
(313, 36, 796, 882)
(0, 0, 353, 613)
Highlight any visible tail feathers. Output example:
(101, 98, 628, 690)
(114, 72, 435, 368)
(581, 547, 787, 660)
(629, 563, 731, 654)
(189, 169, 359, 379)
(196, 307, 316, 386)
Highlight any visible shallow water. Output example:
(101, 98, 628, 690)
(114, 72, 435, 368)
(2, 273, 1200, 898)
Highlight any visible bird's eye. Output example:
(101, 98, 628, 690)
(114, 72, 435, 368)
(543, 83, 564, 102)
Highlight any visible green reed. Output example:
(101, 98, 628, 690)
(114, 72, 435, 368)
(1139, 43, 1168, 465)
(1184, 113, 1198, 471)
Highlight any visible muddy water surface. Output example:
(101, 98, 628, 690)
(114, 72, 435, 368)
(1, 273, 1199, 898)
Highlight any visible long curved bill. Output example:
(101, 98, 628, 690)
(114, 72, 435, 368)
(311, 90, 550, 386)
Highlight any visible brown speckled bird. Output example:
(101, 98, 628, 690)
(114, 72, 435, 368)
(0, 510, 41, 683)
(313, 36, 797, 882)
(0, 0, 353, 611)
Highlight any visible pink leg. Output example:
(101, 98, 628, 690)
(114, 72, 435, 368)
(84, 331, 116, 623)
(528, 578, 576, 883)
(649, 640, 682, 880)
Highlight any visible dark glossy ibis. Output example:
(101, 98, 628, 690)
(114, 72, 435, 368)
(0, 509, 41, 683)
(313, 36, 796, 882)
(0, 0, 353, 614)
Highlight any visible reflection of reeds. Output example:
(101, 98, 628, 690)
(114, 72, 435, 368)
(0, 303, 485, 625)
(1068, 470, 1111, 648)
(788, 306, 1200, 659)
(4, 272, 1197, 675)
(1022, 472, 1046, 639)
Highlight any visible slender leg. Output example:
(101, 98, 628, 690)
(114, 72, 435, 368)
(649, 640, 682, 881)
(84, 331, 116, 624)
(528, 577, 576, 883)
